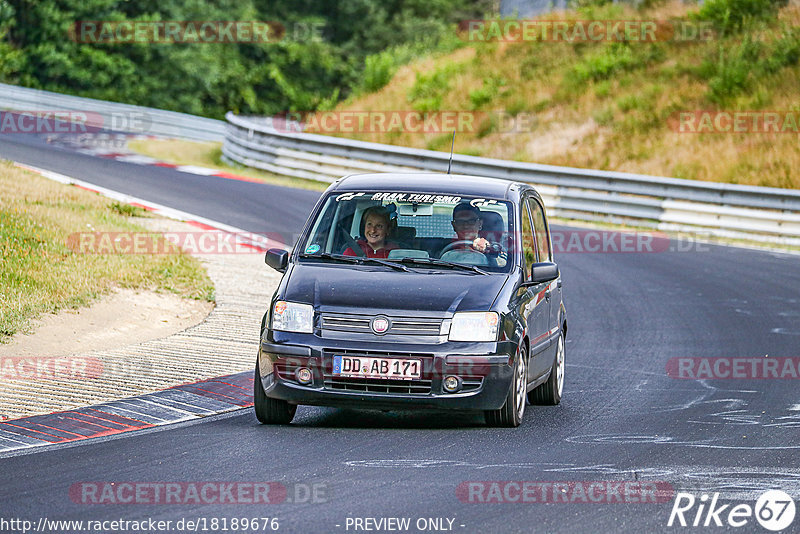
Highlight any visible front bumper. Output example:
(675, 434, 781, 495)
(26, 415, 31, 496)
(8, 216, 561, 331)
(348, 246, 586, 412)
(257, 334, 517, 411)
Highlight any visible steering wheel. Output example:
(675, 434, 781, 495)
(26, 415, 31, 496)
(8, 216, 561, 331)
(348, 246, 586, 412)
(439, 240, 484, 256)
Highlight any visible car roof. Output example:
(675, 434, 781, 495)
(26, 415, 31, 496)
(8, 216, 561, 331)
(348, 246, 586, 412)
(329, 173, 527, 200)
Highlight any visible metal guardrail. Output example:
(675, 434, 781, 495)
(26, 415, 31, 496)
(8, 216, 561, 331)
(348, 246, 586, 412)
(2, 81, 796, 246)
(223, 112, 800, 245)
(0, 83, 226, 142)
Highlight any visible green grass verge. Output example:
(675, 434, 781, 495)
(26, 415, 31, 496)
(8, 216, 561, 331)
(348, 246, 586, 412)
(0, 161, 214, 342)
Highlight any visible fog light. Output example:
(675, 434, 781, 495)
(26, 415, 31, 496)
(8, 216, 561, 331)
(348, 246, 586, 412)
(443, 375, 461, 393)
(296, 367, 312, 385)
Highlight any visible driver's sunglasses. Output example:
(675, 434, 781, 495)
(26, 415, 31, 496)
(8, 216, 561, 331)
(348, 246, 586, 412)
(452, 217, 480, 226)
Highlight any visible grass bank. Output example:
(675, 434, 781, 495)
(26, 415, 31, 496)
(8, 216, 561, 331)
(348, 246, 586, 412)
(0, 161, 214, 342)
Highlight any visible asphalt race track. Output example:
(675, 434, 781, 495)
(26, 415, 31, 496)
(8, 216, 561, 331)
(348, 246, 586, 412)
(2, 134, 799, 533)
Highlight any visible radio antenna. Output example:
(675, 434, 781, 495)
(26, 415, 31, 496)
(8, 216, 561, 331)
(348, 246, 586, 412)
(446, 130, 455, 174)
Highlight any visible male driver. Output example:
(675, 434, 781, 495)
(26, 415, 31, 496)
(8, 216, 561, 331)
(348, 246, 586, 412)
(451, 202, 490, 252)
(448, 202, 508, 267)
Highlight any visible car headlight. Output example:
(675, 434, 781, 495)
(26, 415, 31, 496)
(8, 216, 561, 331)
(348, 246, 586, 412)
(448, 312, 500, 342)
(271, 301, 314, 333)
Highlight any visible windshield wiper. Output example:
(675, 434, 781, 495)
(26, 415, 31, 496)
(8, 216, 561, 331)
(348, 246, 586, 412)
(359, 257, 409, 272)
(398, 257, 489, 275)
(299, 252, 360, 263)
(300, 252, 408, 272)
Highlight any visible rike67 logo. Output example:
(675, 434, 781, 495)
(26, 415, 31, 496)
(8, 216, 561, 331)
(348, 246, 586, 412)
(668, 490, 796, 531)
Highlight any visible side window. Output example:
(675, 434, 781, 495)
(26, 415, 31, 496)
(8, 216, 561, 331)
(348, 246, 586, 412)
(520, 197, 536, 274)
(527, 198, 551, 262)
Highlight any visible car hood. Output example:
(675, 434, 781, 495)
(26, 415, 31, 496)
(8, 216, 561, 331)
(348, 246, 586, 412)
(283, 262, 509, 316)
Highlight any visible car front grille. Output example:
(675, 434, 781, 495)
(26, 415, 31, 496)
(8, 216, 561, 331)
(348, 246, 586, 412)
(275, 358, 306, 383)
(323, 377, 433, 395)
(461, 376, 484, 392)
(320, 313, 443, 336)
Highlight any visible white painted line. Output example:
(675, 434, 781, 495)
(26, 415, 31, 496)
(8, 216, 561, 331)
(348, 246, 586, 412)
(76, 147, 117, 156)
(14, 162, 290, 251)
(115, 154, 159, 165)
(136, 397, 198, 417)
(0, 431, 40, 446)
(96, 403, 170, 424)
(175, 165, 219, 176)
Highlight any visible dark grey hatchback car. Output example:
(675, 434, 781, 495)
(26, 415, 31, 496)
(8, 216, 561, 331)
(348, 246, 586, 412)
(255, 173, 566, 427)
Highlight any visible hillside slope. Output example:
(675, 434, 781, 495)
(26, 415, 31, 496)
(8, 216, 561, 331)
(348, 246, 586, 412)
(325, 0, 800, 189)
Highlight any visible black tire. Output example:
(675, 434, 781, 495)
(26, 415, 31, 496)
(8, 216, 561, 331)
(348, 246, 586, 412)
(485, 344, 527, 427)
(253, 362, 296, 424)
(528, 332, 564, 405)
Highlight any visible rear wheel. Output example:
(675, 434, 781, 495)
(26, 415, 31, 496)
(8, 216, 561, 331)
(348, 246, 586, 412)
(485, 344, 527, 427)
(253, 361, 296, 424)
(529, 332, 564, 405)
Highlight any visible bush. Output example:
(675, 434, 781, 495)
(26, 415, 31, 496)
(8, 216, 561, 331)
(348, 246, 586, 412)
(468, 76, 506, 110)
(407, 70, 448, 112)
(570, 43, 641, 83)
(702, 38, 762, 103)
(765, 27, 800, 73)
(505, 97, 527, 116)
(407, 63, 465, 112)
(693, 0, 787, 33)
(361, 52, 396, 93)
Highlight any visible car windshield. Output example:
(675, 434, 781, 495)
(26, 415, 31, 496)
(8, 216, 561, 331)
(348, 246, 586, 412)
(299, 191, 516, 273)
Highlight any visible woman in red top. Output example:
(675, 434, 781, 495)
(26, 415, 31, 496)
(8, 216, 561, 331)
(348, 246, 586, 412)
(343, 206, 399, 258)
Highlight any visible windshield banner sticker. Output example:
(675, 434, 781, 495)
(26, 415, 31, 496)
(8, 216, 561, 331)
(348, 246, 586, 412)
(336, 192, 464, 204)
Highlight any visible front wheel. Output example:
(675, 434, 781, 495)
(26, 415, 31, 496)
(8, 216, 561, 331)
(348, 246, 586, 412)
(253, 362, 296, 424)
(485, 344, 527, 427)
(529, 331, 564, 405)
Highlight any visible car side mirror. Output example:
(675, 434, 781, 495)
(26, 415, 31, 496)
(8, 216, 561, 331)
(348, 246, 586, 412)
(265, 248, 289, 272)
(530, 262, 559, 283)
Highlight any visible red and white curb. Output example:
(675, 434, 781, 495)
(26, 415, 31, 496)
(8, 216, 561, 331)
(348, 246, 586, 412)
(0, 372, 253, 455)
(15, 163, 289, 252)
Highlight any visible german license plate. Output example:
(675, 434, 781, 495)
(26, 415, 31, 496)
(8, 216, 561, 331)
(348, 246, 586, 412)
(333, 356, 421, 380)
